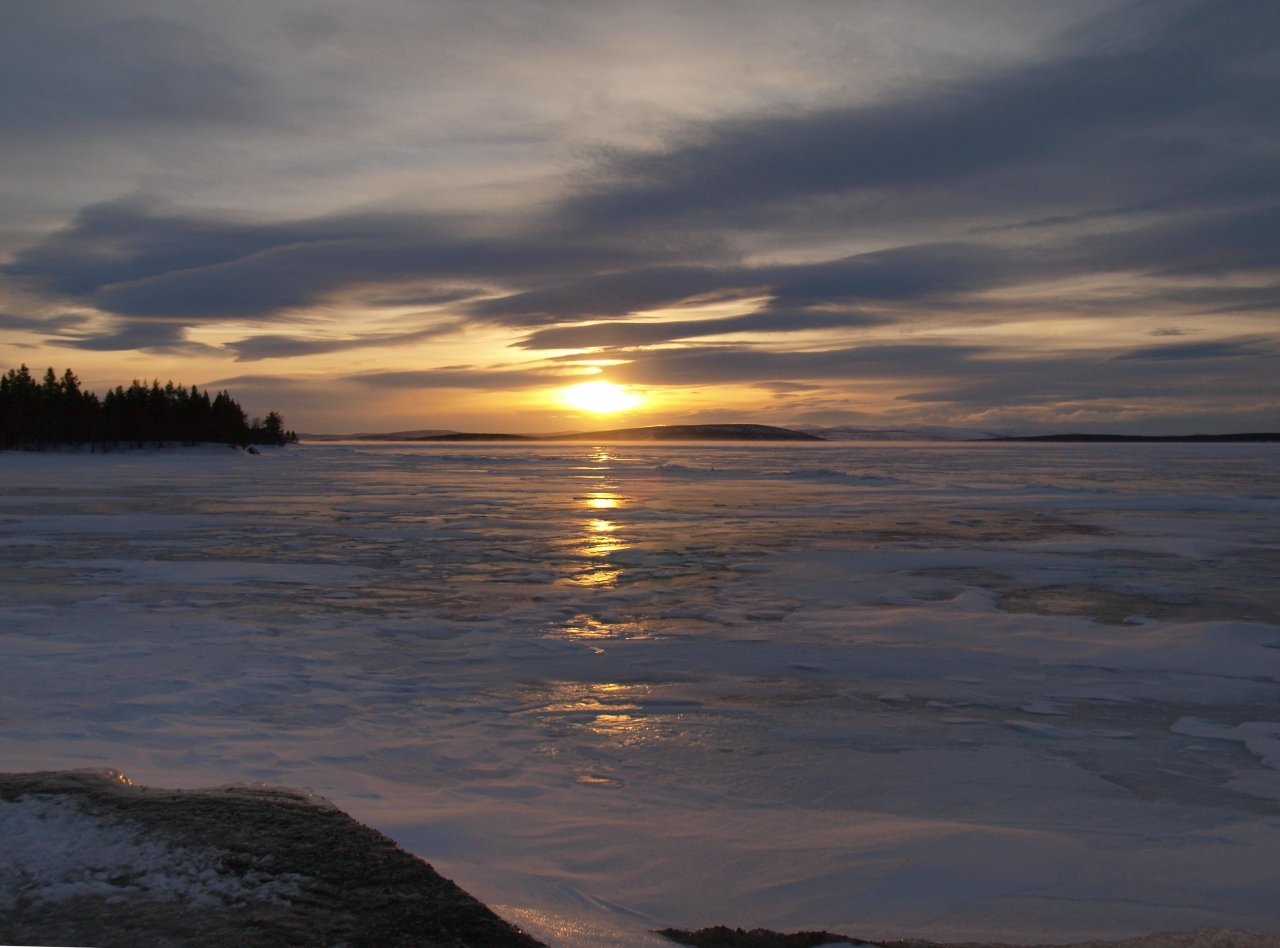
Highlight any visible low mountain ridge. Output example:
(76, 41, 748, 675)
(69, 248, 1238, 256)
(543, 423, 823, 442)
(424, 423, 823, 442)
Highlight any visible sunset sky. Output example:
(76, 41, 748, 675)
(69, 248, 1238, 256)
(1, 0, 1276, 434)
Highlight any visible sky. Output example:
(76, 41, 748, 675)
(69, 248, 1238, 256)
(1, 0, 1277, 435)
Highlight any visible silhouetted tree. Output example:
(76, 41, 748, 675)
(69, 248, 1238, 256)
(0, 365, 294, 450)
(0, 365, 41, 448)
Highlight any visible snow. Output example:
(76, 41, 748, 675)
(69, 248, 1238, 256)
(0, 787, 301, 910)
(1, 441, 1279, 946)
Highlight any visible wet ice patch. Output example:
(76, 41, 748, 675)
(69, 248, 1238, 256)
(59, 558, 366, 587)
(1172, 717, 1280, 769)
(781, 468, 905, 486)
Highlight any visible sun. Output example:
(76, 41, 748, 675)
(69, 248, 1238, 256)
(559, 380, 642, 414)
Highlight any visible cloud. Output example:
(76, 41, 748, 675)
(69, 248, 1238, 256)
(896, 341, 1280, 409)
(1055, 203, 1280, 279)
(6, 197, 325, 299)
(563, 0, 1279, 242)
(591, 335, 1280, 424)
(345, 366, 572, 391)
(6, 0, 1276, 349)
(469, 266, 744, 324)
(517, 309, 890, 350)
(226, 322, 466, 362)
(0, 0, 1276, 433)
(49, 320, 217, 356)
(490, 241, 1034, 336)
(3, 198, 662, 327)
(1113, 338, 1276, 361)
(754, 381, 824, 393)
(0, 10, 271, 131)
(602, 343, 992, 388)
(0, 312, 88, 333)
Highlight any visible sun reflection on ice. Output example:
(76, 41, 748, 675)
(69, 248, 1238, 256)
(565, 491, 629, 586)
(568, 565, 623, 587)
(528, 681, 661, 746)
(583, 523, 627, 556)
(545, 613, 655, 652)
(573, 449, 615, 481)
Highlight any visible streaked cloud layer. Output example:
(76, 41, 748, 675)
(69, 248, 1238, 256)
(1, 0, 1276, 433)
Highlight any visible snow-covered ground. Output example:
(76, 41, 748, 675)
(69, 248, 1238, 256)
(1, 786, 305, 912)
(1, 441, 1277, 946)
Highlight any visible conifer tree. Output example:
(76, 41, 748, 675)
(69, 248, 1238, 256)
(0, 365, 294, 450)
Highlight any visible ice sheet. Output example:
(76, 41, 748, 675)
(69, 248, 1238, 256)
(1, 442, 1278, 945)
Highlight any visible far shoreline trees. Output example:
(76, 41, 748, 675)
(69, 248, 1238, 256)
(0, 365, 297, 451)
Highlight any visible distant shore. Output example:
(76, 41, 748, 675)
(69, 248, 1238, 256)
(308, 423, 825, 443)
(300, 425, 1280, 444)
(983, 433, 1280, 443)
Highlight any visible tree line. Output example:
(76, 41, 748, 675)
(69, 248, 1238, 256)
(0, 365, 297, 450)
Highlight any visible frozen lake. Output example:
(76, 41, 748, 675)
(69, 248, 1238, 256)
(2, 441, 1278, 945)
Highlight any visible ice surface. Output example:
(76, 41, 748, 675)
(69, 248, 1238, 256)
(1, 442, 1278, 945)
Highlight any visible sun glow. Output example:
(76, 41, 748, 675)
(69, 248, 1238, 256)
(559, 380, 642, 414)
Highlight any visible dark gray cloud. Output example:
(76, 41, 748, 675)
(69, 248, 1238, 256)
(0, 312, 88, 333)
(4, 199, 665, 329)
(600, 343, 993, 388)
(896, 344, 1280, 412)
(1113, 338, 1276, 362)
(49, 320, 216, 356)
(1152, 284, 1280, 316)
(487, 242, 1034, 336)
(767, 244, 1031, 305)
(7, 197, 335, 299)
(0, 9, 270, 131)
(1054, 203, 1280, 279)
(14, 191, 1269, 355)
(227, 322, 466, 362)
(564, 0, 1279, 235)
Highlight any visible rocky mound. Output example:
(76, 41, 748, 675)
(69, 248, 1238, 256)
(0, 769, 541, 948)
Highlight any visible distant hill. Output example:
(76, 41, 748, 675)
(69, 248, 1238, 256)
(420, 424, 824, 442)
(545, 423, 822, 442)
(300, 424, 1278, 444)
(301, 429, 458, 441)
(987, 432, 1280, 443)
(302, 424, 823, 443)
(797, 424, 1037, 441)
(413, 432, 535, 442)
